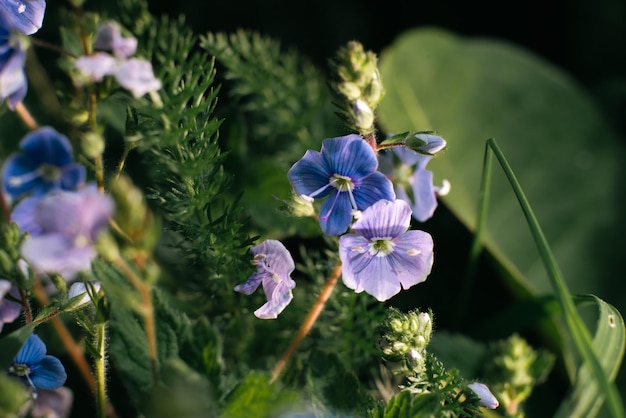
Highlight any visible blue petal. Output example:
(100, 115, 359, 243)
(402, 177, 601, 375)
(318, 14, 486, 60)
(14, 334, 45, 365)
(388, 230, 434, 290)
(353, 171, 395, 210)
(288, 149, 330, 197)
(252, 240, 295, 278)
(0, 0, 46, 35)
(60, 163, 86, 190)
(234, 272, 264, 295)
(322, 135, 378, 179)
(409, 167, 437, 222)
(2, 154, 40, 199)
(255, 272, 295, 319)
(318, 191, 352, 236)
(0, 45, 26, 108)
(21, 127, 73, 167)
(11, 196, 41, 234)
(30, 355, 66, 389)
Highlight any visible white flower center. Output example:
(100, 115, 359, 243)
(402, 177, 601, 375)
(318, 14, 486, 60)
(369, 238, 394, 257)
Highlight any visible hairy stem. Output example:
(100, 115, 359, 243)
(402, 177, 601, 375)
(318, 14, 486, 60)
(271, 260, 342, 382)
(95, 322, 108, 418)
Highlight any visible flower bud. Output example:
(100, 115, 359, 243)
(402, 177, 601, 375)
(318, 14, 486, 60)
(405, 133, 447, 156)
(353, 99, 374, 132)
(468, 383, 499, 409)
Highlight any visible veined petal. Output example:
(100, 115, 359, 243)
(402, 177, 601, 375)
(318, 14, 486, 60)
(318, 191, 352, 236)
(352, 171, 395, 211)
(256, 275, 295, 319)
(322, 135, 378, 179)
(234, 272, 264, 295)
(351, 255, 402, 302)
(288, 149, 330, 197)
(351, 199, 411, 239)
(14, 334, 45, 365)
(0, 0, 46, 35)
(30, 355, 66, 389)
(389, 230, 434, 289)
(338, 234, 370, 290)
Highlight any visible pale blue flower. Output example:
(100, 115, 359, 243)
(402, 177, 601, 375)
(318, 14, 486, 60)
(74, 21, 161, 98)
(234, 240, 296, 319)
(379, 145, 449, 222)
(338, 199, 434, 301)
(288, 134, 395, 236)
(0, 279, 20, 331)
(2, 126, 86, 201)
(8, 334, 67, 390)
(0, 0, 45, 35)
(18, 184, 114, 279)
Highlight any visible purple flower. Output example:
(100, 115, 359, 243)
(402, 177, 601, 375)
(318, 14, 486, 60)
(338, 199, 434, 301)
(0, 10, 26, 108)
(379, 145, 449, 223)
(8, 334, 67, 390)
(93, 20, 137, 58)
(20, 386, 73, 418)
(2, 127, 86, 202)
(18, 184, 114, 279)
(288, 134, 395, 236)
(74, 21, 161, 98)
(468, 382, 499, 409)
(0, 279, 21, 331)
(0, 0, 45, 35)
(234, 240, 296, 319)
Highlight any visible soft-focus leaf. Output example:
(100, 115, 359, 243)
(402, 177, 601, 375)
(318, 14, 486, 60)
(0, 323, 35, 369)
(377, 28, 626, 314)
(555, 295, 626, 418)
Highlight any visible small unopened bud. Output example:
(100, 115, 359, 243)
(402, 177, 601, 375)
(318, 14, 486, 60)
(66, 281, 101, 310)
(337, 82, 361, 101)
(81, 131, 106, 159)
(406, 133, 447, 155)
(468, 383, 499, 409)
(353, 99, 374, 132)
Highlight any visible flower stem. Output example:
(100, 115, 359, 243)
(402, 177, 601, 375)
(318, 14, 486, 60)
(95, 322, 108, 418)
(271, 260, 342, 382)
(14, 102, 39, 131)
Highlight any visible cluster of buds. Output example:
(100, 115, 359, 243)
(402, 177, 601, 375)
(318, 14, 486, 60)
(377, 307, 433, 375)
(329, 41, 385, 136)
(481, 333, 555, 416)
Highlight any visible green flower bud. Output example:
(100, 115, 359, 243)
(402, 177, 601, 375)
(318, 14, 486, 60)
(337, 82, 361, 101)
(81, 131, 105, 159)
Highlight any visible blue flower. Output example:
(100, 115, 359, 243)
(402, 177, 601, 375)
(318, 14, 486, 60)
(0, 0, 45, 35)
(288, 134, 395, 236)
(17, 184, 114, 279)
(8, 334, 67, 390)
(0, 10, 26, 108)
(93, 20, 137, 58)
(234, 240, 296, 319)
(468, 382, 499, 409)
(0, 279, 21, 331)
(379, 145, 449, 223)
(338, 199, 434, 301)
(2, 127, 86, 202)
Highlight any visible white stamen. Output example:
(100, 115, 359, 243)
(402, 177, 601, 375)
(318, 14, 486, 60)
(435, 179, 451, 196)
(17, 3, 26, 13)
(406, 248, 421, 256)
(351, 245, 365, 253)
(299, 194, 314, 203)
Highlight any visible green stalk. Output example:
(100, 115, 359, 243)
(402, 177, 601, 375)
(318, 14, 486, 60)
(95, 322, 107, 418)
(486, 138, 624, 417)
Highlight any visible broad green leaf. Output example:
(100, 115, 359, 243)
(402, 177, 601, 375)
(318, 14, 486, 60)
(377, 28, 626, 314)
(0, 323, 35, 369)
(555, 295, 626, 418)
(222, 372, 299, 418)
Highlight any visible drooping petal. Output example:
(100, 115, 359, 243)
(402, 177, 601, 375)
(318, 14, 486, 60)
(256, 275, 295, 319)
(29, 355, 66, 389)
(234, 272, 264, 295)
(0, 0, 46, 35)
(114, 58, 161, 98)
(288, 149, 331, 198)
(0, 45, 26, 108)
(409, 166, 437, 222)
(318, 190, 352, 236)
(75, 53, 117, 82)
(14, 334, 45, 365)
(350, 199, 411, 240)
(234, 240, 296, 319)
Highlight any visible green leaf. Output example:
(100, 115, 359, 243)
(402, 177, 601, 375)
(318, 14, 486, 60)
(222, 372, 299, 418)
(0, 323, 36, 369)
(377, 28, 626, 311)
(555, 295, 626, 418)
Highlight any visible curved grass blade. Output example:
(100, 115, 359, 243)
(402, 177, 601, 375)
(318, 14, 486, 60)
(486, 138, 625, 418)
(555, 295, 626, 418)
